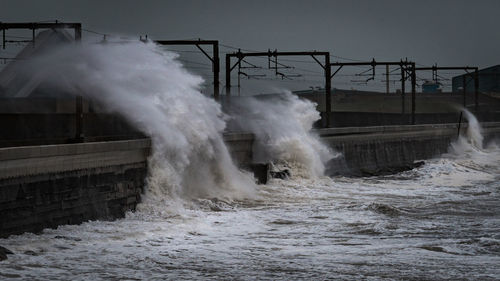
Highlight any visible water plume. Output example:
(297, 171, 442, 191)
(8, 40, 256, 207)
(451, 108, 484, 154)
(462, 108, 484, 149)
(227, 90, 336, 178)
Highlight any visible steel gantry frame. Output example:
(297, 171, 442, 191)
(0, 21, 82, 49)
(414, 66, 479, 112)
(329, 59, 417, 124)
(0, 21, 84, 141)
(155, 40, 220, 100)
(226, 50, 331, 126)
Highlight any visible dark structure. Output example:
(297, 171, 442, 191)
(226, 50, 331, 126)
(415, 66, 479, 112)
(421, 80, 442, 93)
(0, 139, 150, 238)
(154, 39, 220, 100)
(0, 28, 144, 146)
(0, 21, 82, 48)
(0, 24, 151, 238)
(0, 22, 88, 142)
(322, 123, 500, 176)
(329, 59, 416, 124)
(452, 65, 500, 94)
(0, 134, 256, 238)
(0, 29, 76, 98)
(294, 88, 500, 127)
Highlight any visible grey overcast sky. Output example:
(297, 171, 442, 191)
(1, 0, 499, 93)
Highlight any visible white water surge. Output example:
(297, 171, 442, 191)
(7, 41, 260, 210)
(450, 108, 484, 154)
(228, 92, 336, 178)
(0, 42, 499, 280)
(1, 118, 498, 280)
(8, 40, 335, 202)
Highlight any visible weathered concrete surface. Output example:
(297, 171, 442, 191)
(0, 139, 151, 179)
(0, 163, 147, 238)
(0, 134, 256, 238)
(223, 132, 254, 166)
(320, 122, 500, 175)
(2, 123, 500, 237)
(0, 139, 151, 238)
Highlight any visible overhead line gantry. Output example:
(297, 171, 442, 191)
(329, 59, 417, 124)
(155, 39, 220, 100)
(226, 50, 331, 127)
(0, 21, 82, 48)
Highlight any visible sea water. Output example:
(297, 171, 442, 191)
(0, 42, 499, 280)
(0, 138, 499, 280)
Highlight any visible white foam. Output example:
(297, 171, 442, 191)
(229, 91, 337, 178)
(462, 108, 484, 150)
(10, 41, 257, 213)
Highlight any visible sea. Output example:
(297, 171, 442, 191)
(1, 41, 499, 280)
(0, 136, 499, 280)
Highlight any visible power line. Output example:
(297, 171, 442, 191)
(177, 58, 212, 66)
(82, 28, 108, 36)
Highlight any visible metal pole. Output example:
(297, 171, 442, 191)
(325, 54, 331, 128)
(401, 65, 405, 115)
(386, 64, 389, 94)
(213, 43, 219, 100)
(32, 27, 35, 48)
(75, 24, 82, 41)
(75, 95, 83, 141)
(75, 25, 83, 141)
(457, 111, 463, 139)
(411, 63, 416, 125)
(462, 75, 466, 107)
(237, 58, 241, 96)
(225, 54, 231, 99)
(474, 69, 479, 113)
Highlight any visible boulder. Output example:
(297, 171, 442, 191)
(0, 246, 13, 261)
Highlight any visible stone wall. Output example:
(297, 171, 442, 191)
(0, 134, 256, 238)
(0, 164, 146, 238)
(2, 123, 500, 238)
(224, 132, 254, 166)
(320, 122, 500, 175)
(0, 139, 150, 238)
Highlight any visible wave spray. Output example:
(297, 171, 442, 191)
(227, 91, 336, 178)
(8, 41, 257, 209)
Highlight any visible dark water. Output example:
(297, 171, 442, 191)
(0, 140, 499, 280)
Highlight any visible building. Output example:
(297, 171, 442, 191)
(421, 80, 442, 93)
(452, 65, 500, 93)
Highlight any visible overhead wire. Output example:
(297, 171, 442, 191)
(2, 26, 466, 92)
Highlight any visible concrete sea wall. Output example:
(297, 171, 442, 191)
(320, 122, 500, 175)
(0, 134, 255, 238)
(0, 139, 150, 238)
(2, 123, 500, 237)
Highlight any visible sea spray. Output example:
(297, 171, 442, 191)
(451, 108, 484, 155)
(227, 90, 337, 178)
(8, 40, 256, 208)
(462, 108, 484, 149)
(411, 109, 497, 189)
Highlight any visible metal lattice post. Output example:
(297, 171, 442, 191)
(411, 63, 416, 125)
(401, 65, 405, 115)
(325, 54, 331, 127)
